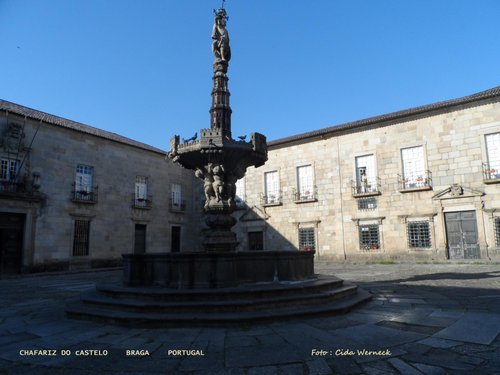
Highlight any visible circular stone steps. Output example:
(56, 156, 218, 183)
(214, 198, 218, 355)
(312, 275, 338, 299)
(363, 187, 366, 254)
(66, 275, 372, 327)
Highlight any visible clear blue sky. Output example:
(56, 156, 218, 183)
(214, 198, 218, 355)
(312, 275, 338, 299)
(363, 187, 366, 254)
(1, 0, 499, 150)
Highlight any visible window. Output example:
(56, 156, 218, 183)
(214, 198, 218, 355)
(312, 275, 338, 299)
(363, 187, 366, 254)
(248, 231, 264, 250)
(355, 154, 377, 193)
(401, 146, 428, 188)
(73, 165, 97, 202)
(73, 220, 90, 256)
(170, 183, 183, 211)
(235, 178, 245, 208)
(264, 171, 280, 204)
(359, 224, 380, 250)
(407, 221, 431, 248)
(296, 165, 315, 201)
(75, 165, 93, 192)
(134, 224, 146, 254)
(358, 197, 377, 210)
(171, 226, 181, 252)
(495, 218, 500, 247)
(134, 176, 150, 208)
(135, 176, 148, 200)
(485, 133, 500, 180)
(0, 159, 19, 180)
(299, 227, 315, 251)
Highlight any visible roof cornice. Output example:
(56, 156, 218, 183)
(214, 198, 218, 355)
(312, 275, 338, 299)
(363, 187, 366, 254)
(0, 100, 166, 155)
(268, 86, 500, 148)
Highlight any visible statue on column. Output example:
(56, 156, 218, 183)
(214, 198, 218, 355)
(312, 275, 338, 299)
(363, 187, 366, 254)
(212, 8, 231, 63)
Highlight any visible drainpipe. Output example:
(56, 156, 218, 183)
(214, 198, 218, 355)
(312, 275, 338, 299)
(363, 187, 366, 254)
(336, 137, 347, 260)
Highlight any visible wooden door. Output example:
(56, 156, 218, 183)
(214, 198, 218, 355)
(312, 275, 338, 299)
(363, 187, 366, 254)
(445, 211, 480, 259)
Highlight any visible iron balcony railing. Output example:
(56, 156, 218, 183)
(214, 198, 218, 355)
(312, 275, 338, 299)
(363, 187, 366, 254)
(483, 162, 500, 182)
(71, 183, 98, 203)
(0, 177, 43, 201)
(132, 195, 153, 209)
(260, 193, 282, 206)
(0, 179, 26, 194)
(294, 187, 318, 202)
(169, 198, 186, 212)
(398, 170, 432, 191)
(351, 177, 381, 196)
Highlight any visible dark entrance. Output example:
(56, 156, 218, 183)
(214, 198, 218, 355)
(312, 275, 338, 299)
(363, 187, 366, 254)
(445, 211, 480, 259)
(171, 226, 181, 253)
(134, 224, 147, 254)
(0, 213, 25, 275)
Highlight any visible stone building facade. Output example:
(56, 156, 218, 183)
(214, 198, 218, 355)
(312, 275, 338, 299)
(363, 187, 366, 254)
(2, 86, 499, 275)
(0, 100, 202, 275)
(234, 87, 500, 261)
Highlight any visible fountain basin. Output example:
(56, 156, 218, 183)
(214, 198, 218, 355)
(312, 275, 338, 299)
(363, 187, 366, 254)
(123, 251, 315, 289)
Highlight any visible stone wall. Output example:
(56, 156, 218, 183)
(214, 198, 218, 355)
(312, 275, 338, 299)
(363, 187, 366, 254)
(0, 111, 204, 273)
(235, 98, 500, 261)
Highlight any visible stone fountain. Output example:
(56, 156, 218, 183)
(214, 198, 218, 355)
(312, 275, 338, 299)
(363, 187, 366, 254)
(66, 7, 371, 326)
(168, 8, 267, 253)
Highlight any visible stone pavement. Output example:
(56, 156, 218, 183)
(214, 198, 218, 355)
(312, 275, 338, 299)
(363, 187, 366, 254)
(0, 262, 499, 374)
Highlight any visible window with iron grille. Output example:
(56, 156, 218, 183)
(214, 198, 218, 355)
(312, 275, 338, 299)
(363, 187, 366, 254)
(73, 220, 90, 256)
(248, 231, 264, 250)
(359, 224, 380, 250)
(407, 221, 431, 248)
(496, 218, 500, 247)
(299, 227, 315, 251)
(358, 197, 377, 210)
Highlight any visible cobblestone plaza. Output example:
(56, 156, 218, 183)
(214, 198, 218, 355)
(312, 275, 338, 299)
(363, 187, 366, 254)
(0, 262, 499, 374)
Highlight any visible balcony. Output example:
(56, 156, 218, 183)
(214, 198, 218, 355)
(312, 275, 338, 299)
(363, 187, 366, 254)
(132, 195, 153, 209)
(0, 180, 26, 194)
(169, 198, 186, 212)
(398, 171, 432, 192)
(71, 183, 98, 203)
(0, 176, 44, 202)
(483, 163, 500, 184)
(351, 177, 381, 197)
(294, 188, 318, 203)
(261, 193, 282, 207)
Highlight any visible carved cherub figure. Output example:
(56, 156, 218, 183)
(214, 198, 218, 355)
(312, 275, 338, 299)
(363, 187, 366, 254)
(196, 167, 215, 208)
(211, 164, 225, 202)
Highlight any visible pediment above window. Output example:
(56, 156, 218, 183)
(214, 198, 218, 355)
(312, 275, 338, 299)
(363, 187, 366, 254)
(432, 184, 484, 200)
